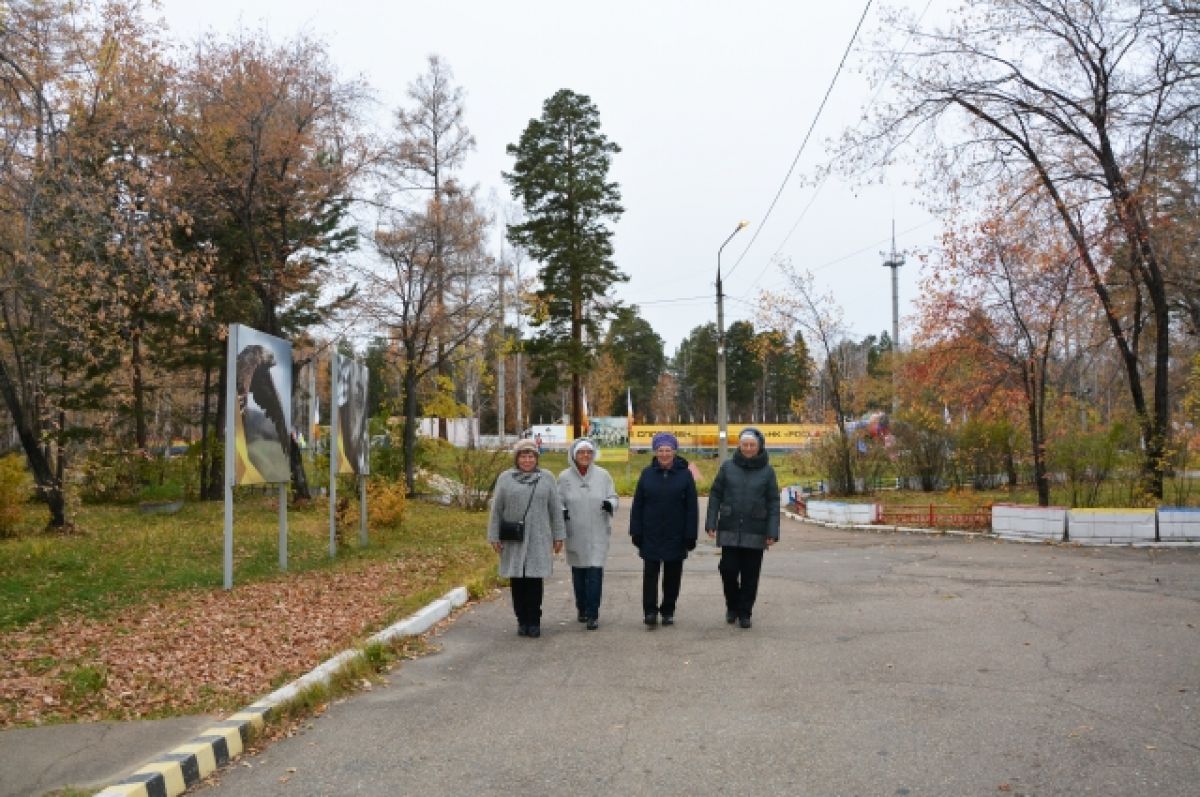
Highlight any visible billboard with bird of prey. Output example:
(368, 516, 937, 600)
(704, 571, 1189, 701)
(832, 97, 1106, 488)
(334, 353, 369, 475)
(230, 324, 293, 485)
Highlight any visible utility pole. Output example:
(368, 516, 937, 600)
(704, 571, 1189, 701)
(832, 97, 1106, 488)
(716, 220, 749, 461)
(881, 221, 904, 414)
(514, 256, 524, 439)
(497, 256, 506, 443)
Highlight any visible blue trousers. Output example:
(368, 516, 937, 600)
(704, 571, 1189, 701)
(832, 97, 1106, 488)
(571, 566, 604, 620)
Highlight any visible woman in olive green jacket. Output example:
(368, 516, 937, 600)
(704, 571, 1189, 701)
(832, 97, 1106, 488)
(705, 427, 779, 628)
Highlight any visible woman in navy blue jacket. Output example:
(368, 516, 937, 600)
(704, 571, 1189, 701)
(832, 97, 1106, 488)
(629, 432, 699, 627)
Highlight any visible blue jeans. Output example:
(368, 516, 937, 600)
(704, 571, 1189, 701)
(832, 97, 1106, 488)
(571, 566, 604, 620)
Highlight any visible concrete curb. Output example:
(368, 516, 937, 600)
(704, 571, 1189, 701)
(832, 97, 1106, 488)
(785, 509, 1196, 547)
(92, 586, 470, 797)
(784, 509, 983, 538)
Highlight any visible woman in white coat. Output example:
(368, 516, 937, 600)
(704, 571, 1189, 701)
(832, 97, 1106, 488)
(558, 438, 619, 630)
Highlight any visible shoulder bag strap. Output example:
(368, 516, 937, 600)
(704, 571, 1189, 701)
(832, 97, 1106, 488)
(519, 476, 541, 522)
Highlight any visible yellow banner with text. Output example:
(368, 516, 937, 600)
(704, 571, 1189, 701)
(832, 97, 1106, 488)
(630, 423, 832, 449)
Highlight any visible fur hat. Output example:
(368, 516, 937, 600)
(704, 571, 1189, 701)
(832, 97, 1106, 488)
(513, 438, 539, 464)
(651, 432, 679, 451)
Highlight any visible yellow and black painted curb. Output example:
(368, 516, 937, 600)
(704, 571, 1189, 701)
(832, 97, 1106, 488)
(92, 705, 269, 797)
(91, 586, 470, 797)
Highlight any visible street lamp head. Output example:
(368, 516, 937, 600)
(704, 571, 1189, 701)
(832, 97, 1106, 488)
(737, 219, 749, 230)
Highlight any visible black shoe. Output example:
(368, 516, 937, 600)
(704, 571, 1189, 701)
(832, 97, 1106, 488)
(586, 618, 599, 630)
(644, 613, 658, 627)
(660, 614, 674, 626)
(725, 610, 737, 624)
(577, 612, 587, 623)
(738, 616, 752, 629)
(527, 625, 541, 638)
(517, 624, 529, 636)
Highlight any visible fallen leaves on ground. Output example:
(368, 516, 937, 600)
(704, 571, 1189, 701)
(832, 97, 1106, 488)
(0, 557, 454, 727)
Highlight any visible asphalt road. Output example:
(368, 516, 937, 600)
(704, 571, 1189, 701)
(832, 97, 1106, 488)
(195, 504, 1200, 796)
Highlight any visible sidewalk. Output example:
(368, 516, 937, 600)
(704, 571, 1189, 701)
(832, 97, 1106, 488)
(0, 715, 218, 797)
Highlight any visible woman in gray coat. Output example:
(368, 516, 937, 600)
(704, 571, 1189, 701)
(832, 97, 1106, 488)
(488, 438, 566, 638)
(558, 438, 619, 630)
(705, 427, 779, 628)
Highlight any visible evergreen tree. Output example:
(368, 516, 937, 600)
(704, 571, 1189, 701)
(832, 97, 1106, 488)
(504, 89, 626, 438)
(677, 324, 718, 421)
(725, 321, 761, 420)
(604, 306, 664, 416)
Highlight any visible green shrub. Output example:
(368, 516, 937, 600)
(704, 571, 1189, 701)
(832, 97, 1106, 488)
(449, 447, 510, 509)
(1048, 422, 1132, 507)
(811, 432, 857, 495)
(893, 408, 953, 491)
(76, 449, 158, 504)
(367, 478, 408, 527)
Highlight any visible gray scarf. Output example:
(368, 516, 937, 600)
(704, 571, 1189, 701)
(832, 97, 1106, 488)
(511, 468, 541, 486)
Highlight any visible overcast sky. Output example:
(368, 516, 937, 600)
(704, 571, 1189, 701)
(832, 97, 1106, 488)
(156, 0, 946, 354)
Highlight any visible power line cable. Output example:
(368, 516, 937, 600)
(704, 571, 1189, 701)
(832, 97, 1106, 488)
(723, 0, 875, 283)
(744, 0, 936, 294)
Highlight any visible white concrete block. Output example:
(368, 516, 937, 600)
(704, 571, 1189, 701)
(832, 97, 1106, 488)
(1067, 509, 1155, 544)
(1158, 508, 1200, 542)
(991, 504, 1066, 541)
(805, 500, 878, 525)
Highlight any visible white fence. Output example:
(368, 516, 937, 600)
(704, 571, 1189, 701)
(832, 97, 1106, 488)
(795, 501, 1200, 547)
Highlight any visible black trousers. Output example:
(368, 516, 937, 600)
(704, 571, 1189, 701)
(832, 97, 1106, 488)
(642, 559, 683, 616)
(719, 547, 765, 619)
(510, 577, 543, 626)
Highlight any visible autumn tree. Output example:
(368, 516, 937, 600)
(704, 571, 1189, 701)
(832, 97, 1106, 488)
(0, 1, 209, 525)
(848, 0, 1200, 498)
(918, 190, 1085, 505)
(584, 349, 623, 424)
(504, 89, 627, 439)
(0, 0, 88, 526)
(360, 191, 494, 493)
(169, 30, 370, 499)
(55, 7, 213, 451)
(761, 264, 857, 494)
(649, 371, 679, 424)
(388, 54, 477, 440)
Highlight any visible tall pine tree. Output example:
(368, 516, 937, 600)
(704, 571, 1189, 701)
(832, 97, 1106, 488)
(504, 89, 626, 438)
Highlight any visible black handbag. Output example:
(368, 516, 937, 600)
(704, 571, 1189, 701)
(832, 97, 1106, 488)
(499, 477, 539, 542)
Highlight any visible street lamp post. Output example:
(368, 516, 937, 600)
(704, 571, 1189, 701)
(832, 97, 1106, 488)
(716, 220, 749, 461)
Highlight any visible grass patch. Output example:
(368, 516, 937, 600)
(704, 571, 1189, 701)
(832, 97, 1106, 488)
(269, 634, 435, 727)
(0, 497, 496, 632)
(62, 664, 107, 702)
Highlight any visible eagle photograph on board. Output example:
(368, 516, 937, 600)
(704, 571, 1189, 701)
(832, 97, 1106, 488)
(335, 353, 369, 476)
(232, 326, 293, 485)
